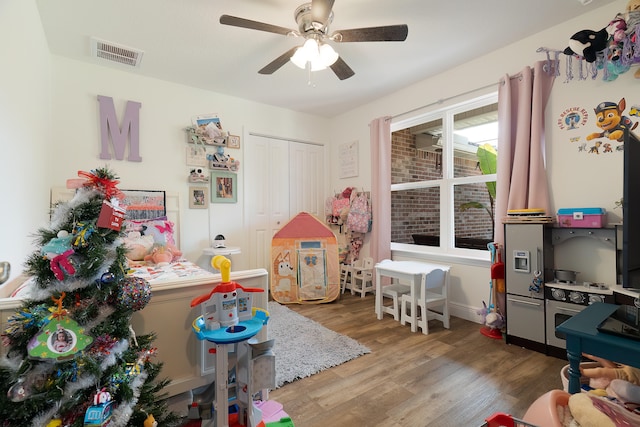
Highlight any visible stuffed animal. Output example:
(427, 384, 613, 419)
(143, 244, 182, 265)
(626, 0, 640, 35)
(123, 231, 154, 261)
(607, 14, 627, 43)
(563, 27, 609, 62)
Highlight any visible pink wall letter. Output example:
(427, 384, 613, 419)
(98, 95, 142, 162)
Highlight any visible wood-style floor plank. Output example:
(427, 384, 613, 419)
(268, 293, 567, 427)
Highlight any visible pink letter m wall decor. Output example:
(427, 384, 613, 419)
(98, 95, 142, 162)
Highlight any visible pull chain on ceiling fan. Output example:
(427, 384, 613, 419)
(219, 0, 408, 80)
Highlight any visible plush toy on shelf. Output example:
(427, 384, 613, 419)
(563, 27, 609, 63)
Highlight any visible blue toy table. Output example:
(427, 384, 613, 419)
(556, 302, 640, 394)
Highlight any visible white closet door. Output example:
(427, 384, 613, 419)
(245, 135, 290, 271)
(245, 135, 325, 273)
(289, 141, 325, 219)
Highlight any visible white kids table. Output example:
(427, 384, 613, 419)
(374, 259, 450, 332)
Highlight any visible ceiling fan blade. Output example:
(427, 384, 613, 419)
(332, 24, 408, 42)
(258, 46, 299, 75)
(220, 14, 294, 36)
(330, 57, 355, 80)
(311, 0, 335, 24)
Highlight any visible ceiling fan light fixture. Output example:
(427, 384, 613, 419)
(290, 46, 308, 69)
(319, 43, 339, 66)
(290, 38, 338, 71)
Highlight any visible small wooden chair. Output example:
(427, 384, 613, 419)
(400, 267, 450, 334)
(350, 257, 375, 298)
(380, 283, 411, 321)
(340, 263, 353, 294)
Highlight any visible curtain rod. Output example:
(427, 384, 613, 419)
(388, 81, 498, 121)
(387, 73, 527, 121)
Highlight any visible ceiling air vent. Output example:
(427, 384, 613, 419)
(90, 37, 144, 68)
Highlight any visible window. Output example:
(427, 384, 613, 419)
(390, 94, 498, 254)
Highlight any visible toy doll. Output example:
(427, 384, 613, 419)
(580, 353, 640, 386)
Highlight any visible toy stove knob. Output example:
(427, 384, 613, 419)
(551, 288, 566, 301)
(569, 291, 585, 304)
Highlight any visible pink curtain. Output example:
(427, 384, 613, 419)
(370, 116, 392, 264)
(494, 61, 556, 248)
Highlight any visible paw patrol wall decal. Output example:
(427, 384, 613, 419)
(563, 98, 639, 155)
(557, 106, 589, 130)
(587, 98, 637, 143)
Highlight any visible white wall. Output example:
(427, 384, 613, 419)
(0, 0, 51, 286)
(329, 0, 632, 321)
(47, 57, 331, 271)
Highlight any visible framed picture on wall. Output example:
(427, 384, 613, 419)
(228, 134, 241, 149)
(120, 190, 166, 220)
(189, 186, 209, 209)
(211, 171, 237, 203)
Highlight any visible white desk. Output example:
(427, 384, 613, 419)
(374, 259, 450, 332)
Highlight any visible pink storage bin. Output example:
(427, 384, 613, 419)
(556, 208, 606, 228)
(523, 389, 571, 427)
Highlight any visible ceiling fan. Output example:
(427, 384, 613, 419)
(219, 0, 408, 80)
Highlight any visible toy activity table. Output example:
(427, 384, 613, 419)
(556, 302, 640, 394)
(374, 259, 450, 333)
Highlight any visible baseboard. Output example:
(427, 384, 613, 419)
(449, 301, 484, 324)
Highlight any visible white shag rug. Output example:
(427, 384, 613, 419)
(267, 302, 370, 388)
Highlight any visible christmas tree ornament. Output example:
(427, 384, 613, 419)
(77, 169, 123, 200)
(115, 276, 151, 311)
(27, 294, 93, 361)
(72, 221, 95, 248)
(42, 230, 76, 280)
(88, 334, 118, 356)
(97, 199, 126, 231)
(7, 377, 31, 402)
(97, 271, 115, 289)
(144, 413, 158, 427)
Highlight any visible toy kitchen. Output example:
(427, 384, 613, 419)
(504, 218, 640, 360)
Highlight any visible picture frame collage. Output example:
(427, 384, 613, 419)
(186, 114, 239, 208)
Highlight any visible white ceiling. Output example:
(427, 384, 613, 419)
(35, 0, 617, 118)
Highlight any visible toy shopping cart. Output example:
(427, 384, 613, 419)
(479, 412, 538, 427)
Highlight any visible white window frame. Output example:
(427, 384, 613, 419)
(390, 93, 498, 266)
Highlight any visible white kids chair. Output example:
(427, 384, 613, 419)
(400, 266, 450, 334)
(340, 263, 353, 294)
(350, 257, 374, 298)
(380, 283, 411, 321)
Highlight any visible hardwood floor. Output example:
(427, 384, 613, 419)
(268, 293, 567, 427)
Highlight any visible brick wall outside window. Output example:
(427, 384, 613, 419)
(391, 129, 493, 246)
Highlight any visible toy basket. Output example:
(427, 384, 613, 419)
(479, 412, 538, 427)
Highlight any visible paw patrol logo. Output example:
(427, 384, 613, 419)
(557, 107, 589, 130)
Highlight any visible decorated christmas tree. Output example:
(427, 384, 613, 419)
(0, 168, 179, 427)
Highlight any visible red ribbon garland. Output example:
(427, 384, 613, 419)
(77, 170, 123, 200)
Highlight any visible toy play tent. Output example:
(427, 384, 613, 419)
(271, 212, 339, 304)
